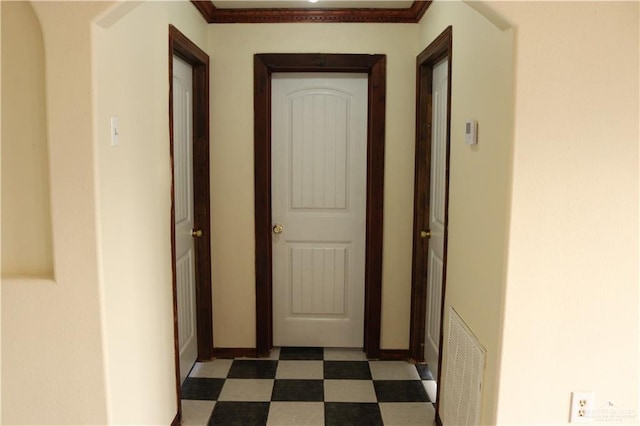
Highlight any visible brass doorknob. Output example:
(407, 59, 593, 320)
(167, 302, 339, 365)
(191, 229, 203, 238)
(273, 224, 284, 234)
(420, 230, 431, 238)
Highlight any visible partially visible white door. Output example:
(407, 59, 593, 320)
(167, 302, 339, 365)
(424, 57, 448, 378)
(271, 73, 367, 347)
(173, 56, 197, 383)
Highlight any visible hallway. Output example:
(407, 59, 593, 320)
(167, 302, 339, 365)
(181, 347, 436, 425)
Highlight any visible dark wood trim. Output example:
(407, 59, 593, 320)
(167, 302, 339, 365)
(191, 0, 217, 21)
(191, 0, 431, 24)
(213, 347, 259, 359)
(408, 61, 430, 363)
(169, 24, 213, 421)
(411, 0, 431, 22)
(253, 54, 272, 358)
(254, 53, 386, 359)
(408, 25, 452, 420)
(378, 349, 410, 361)
(436, 412, 443, 426)
(170, 413, 180, 426)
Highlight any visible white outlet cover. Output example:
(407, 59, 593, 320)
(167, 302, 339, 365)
(570, 391, 594, 423)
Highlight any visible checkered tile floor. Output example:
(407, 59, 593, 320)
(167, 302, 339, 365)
(181, 347, 437, 425)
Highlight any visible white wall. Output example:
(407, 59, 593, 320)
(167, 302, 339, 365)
(1, 2, 112, 424)
(489, 2, 640, 424)
(417, 2, 514, 423)
(94, 1, 208, 423)
(207, 23, 418, 349)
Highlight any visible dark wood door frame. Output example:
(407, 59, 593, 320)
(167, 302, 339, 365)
(169, 25, 213, 424)
(254, 53, 386, 359)
(408, 26, 452, 422)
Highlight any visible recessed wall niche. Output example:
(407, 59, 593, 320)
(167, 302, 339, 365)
(1, 1, 54, 278)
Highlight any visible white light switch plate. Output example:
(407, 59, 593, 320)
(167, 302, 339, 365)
(465, 119, 477, 145)
(110, 116, 119, 147)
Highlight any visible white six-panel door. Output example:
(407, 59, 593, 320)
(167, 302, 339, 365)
(271, 73, 367, 347)
(173, 56, 198, 383)
(424, 57, 449, 378)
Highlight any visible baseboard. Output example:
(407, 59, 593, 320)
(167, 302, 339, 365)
(378, 349, 410, 360)
(171, 412, 180, 426)
(213, 347, 258, 358)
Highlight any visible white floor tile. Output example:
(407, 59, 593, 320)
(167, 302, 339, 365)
(181, 400, 215, 425)
(323, 348, 368, 361)
(369, 361, 421, 380)
(267, 402, 325, 426)
(379, 402, 436, 426)
(218, 379, 274, 401)
(276, 360, 324, 379)
(423, 380, 438, 402)
(324, 379, 377, 403)
(264, 347, 282, 360)
(189, 359, 233, 378)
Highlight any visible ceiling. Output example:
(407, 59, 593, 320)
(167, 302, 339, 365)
(191, 0, 431, 23)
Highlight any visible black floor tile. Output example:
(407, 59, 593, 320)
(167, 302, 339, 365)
(373, 380, 430, 402)
(279, 346, 324, 360)
(415, 363, 434, 380)
(324, 361, 372, 380)
(227, 360, 278, 379)
(181, 377, 225, 400)
(182, 350, 434, 424)
(208, 401, 269, 426)
(271, 379, 324, 401)
(324, 402, 383, 426)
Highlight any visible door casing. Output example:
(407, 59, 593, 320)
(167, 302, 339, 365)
(169, 25, 213, 421)
(253, 53, 386, 359)
(408, 25, 453, 419)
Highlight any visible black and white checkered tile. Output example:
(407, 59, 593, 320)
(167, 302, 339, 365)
(181, 347, 436, 425)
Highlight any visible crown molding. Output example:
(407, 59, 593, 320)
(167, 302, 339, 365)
(191, 1, 431, 24)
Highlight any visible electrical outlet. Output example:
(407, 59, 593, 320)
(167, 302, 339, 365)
(570, 391, 594, 423)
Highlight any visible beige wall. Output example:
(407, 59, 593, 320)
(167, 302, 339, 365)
(419, 2, 639, 423)
(207, 23, 418, 349)
(489, 2, 640, 424)
(94, 1, 208, 423)
(1, 1, 54, 277)
(1, 3, 3, 420)
(2, 1, 209, 423)
(1, 2, 112, 424)
(2, 1, 637, 424)
(417, 2, 514, 424)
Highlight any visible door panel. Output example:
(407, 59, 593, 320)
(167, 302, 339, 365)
(173, 55, 198, 383)
(424, 57, 449, 378)
(271, 73, 367, 347)
(290, 245, 347, 315)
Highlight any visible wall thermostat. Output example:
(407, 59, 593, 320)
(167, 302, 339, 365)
(465, 120, 478, 145)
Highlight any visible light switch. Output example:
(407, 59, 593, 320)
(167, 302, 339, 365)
(465, 120, 478, 145)
(110, 116, 119, 147)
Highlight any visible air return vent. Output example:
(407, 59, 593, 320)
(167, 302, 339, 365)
(442, 308, 486, 426)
